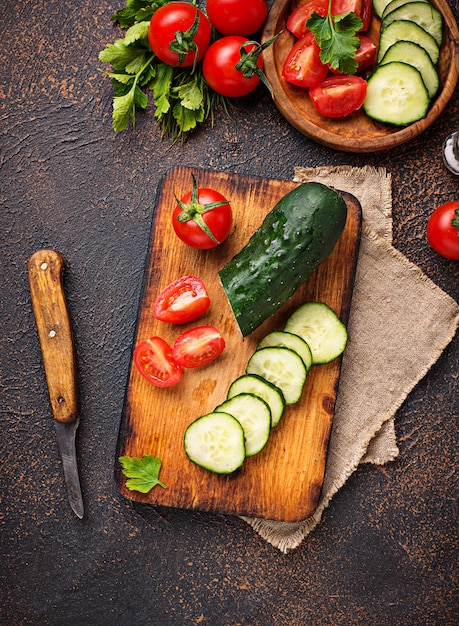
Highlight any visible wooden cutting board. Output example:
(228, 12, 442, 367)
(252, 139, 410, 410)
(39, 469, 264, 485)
(116, 166, 361, 522)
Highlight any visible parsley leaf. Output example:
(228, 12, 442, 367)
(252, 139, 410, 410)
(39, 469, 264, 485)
(307, 10, 363, 75)
(119, 455, 167, 492)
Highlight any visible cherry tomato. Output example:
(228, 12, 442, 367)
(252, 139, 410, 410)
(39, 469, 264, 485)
(426, 201, 459, 260)
(309, 75, 367, 117)
(286, 0, 329, 38)
(172, 326, 226, 368)
(173, 176, 232, 249)
(331, 0, 372, 32)
(148, 2, 212, 67)
(329, 35, 377, 74)
(134, 337, 183, 387)
(282, 32, 328, 88)
(206, 0, 268, 36)
(202, 36, 264, 97)
(154, 276, 210, 324)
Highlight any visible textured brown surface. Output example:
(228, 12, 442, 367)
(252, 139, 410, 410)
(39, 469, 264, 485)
(1, 1, 458, 624)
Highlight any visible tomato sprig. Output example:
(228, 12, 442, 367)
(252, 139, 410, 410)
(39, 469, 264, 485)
(174, 175, 229, 244)
(234, 34, 281, 97)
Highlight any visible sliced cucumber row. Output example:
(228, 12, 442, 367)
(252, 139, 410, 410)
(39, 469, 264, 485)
(184, 302, 348, 474)
(366, 0, 443, 126)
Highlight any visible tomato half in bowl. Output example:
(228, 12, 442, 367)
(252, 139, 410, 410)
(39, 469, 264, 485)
(309, 75, 367, 118)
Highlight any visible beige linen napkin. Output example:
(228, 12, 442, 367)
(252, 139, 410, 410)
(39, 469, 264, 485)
(242, 166, 459, 553)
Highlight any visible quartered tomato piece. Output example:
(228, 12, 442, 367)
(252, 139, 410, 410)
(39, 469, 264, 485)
(154, 276, 210, 324)
(309, 75, 367, 117)
(172, 326, 226, 368)
(331, 0, 372, 32)
(134, 337, 183, 387)
(286, 0, 328, 38)
(282, 31, 328, 88)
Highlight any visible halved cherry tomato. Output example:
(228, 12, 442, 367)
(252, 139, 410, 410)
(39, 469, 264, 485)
(172, 326, 226, 368)
(331, 0, 372, 32)
(134, 337, 183, 387)
(427, 200, 459, 260)
(282, 31, 328, 88)
(286, 0, 329, 38)
(329, 35, 377, 74)
(206, 0, 268, 36)
(309, 75, 367, 117)
(202, 36, 264, 98)
(173, 175, 232, 249)
(154, 276, 210, 324)
(148, 2, 212, 67)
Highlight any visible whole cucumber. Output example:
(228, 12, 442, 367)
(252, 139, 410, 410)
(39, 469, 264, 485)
(219, 182, 347, 336)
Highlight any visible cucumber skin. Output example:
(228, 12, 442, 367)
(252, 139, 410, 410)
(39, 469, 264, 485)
(218, 182, 347, 337)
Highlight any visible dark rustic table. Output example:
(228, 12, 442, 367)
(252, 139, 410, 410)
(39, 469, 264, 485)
(2, 1, 458, 624)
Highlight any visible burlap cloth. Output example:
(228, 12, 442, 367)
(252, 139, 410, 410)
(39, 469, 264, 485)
(241, 165, 459, 553)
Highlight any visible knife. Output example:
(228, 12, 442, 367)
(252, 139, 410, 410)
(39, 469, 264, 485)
(28, 249, 84, 519)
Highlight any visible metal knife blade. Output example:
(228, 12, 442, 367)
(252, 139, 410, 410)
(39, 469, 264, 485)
(28, 249, 84, 519)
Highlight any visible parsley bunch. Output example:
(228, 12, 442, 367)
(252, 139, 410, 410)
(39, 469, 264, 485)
(99, 0, 231, 141)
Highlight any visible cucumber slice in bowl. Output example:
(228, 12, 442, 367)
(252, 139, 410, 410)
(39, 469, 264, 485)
(379, 41, 439, 99)
(215, 394, 271, 457)
(246, 347, 307, 405)
(284, 302, 348, 365)
(377, 20, 440, 64)
(184, 412, 245, 474)
(227, 374, 285, 427)
(257, 330, 313, 371)
(363, 61, 430, 126)
(381, 2, 443, 46)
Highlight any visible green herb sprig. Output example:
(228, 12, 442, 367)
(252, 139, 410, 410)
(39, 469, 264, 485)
(307, 2, 363, 75)
(119, 455, 167, 493)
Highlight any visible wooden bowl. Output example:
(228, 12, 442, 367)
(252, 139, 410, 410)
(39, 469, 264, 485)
(262, 0, 459, 152)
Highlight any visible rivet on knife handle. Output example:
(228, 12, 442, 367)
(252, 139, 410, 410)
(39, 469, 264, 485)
(28, 249, 78, 424)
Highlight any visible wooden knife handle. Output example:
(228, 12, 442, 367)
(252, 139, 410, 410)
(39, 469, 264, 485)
(28, 250, 79, 424)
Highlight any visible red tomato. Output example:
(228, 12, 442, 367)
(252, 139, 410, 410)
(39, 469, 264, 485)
(286, 0, 329, 38)
(328, 35, 377, 74)
(202, 36, 264, 97)
(148, 2, 212, 67)
(331, 0, 372, 32)
(172, 326, 226, 368)
(426, 201, 459, 260)
(154, 276, 210, 324)
(282, 32, 328, 88)
(309, 75, 367, 117)
(172, 177, 232, 249)
(206, 0, 268, 36)
(134, 337, 183, 387)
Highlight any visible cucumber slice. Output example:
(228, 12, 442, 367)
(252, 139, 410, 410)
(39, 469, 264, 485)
(377, 20, 440, 64)
(246, 347, 307, 405)
(373, 0, 397, 18)
(227, 374, 285, 427)
(215, 394, 271, 457)
(363, 61, 430, 126)
(380, 41, 439, 99)
(381, 2, 443, 46)
(382, 0, 429, 19)
(284, 302, 348, 365)
(257, 330, 313, 371)
(184, 411, 245, 474)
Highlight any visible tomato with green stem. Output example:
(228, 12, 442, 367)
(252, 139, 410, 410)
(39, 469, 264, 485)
(148, 2, 212, 68)
(154, 276, 210, 324)
(206, 0, 268, 36)
(173, 175, 232, 249)
(427, 201, 459, 260)
(202, 35, 276, 98)
(173, 326, 226, 368)
(134, 337, 183, 387)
